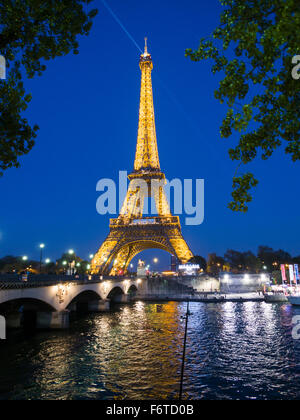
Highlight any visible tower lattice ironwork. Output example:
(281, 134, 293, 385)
(91, 39, 193, 275)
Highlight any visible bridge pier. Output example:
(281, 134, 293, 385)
(37, 310, 70, 330)
(112, 294, 130, 304)
(6, 312, 22, 329)
(68, 303, 77, 312)
(88, 299, 110, 312)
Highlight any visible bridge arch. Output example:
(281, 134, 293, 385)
(66, 289, 103, 312)
(107, 286, 126, 303)
(66, 290, 102, 307)
(0, 297, 58, 330)
(104, 240, 175, 275)
(0, 297, 56, 313)
(127, 284, 138, 299)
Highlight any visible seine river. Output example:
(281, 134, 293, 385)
(0, 301, 300, 400)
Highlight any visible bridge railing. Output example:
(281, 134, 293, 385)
(0, 274, 137, 290)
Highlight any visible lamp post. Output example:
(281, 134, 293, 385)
(68, 250, 75, 275)
(62, 260, 67, 275)
(39, 244, 45, 273)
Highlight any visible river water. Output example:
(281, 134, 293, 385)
(0, 301, 300, 400)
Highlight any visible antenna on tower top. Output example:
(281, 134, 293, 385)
(144, 37, 148, 54)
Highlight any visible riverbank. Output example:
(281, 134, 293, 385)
(136, 292, 264, 303)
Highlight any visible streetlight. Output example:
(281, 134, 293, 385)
(45, 258, 51, 264)
(67, 250, 76, 275)
(39, 244, 45, 273)
(89, 254, 94, 260)
(22, 256, 28, 261)
(62, 260, 67, 275)
(153, 258, 158, 264)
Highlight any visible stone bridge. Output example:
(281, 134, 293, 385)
(0, 276, 143, 329)
(0, 275, 193, 330)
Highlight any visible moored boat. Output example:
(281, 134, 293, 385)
(288, 295, 300, 306)
(265, 292, 288, 303)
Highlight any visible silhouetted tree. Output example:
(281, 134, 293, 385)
(258, 246, 292, 270)
(56, 253, 89, 275)
(224, 250, 244, 271)
(189, 255, 207, 271)
(0, 0, 98, 176)
(186, 0, 300, 211)
(0, 255, 38, 273)
(207, 253, 225, 274)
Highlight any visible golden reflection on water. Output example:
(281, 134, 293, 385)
(1, 301, 300, 400)
(92, 301, 184, 399)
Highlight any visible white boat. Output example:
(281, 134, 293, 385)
(288, 295, 300, 306)
(265, 292, 288, 303)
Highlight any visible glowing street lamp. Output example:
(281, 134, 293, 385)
(45, 259, 51, 264)
(62, 260, 67, 275)
(153, 258, 158, 264)
(68, 249, 74, 255)
(39, 243, 45, 273)
(22, 256, 28, 261)
(89, 254, 94, 260)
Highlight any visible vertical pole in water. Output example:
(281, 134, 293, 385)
(179, 299, 190, 400)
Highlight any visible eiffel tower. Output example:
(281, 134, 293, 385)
(91, 39, 193, 275)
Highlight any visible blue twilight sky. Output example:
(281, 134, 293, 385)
(0, 0, 299, 269)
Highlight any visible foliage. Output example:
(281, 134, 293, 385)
(224, 249, 260, 271)
(0, 255, 38, 273)
(258, 245, 292, 270)
(0, 0, 98, 175)
(186, 0, 300, 211)
(56, 253, 89, 275)
(189, 255, 207, 270)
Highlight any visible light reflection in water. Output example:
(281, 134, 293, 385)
(0, 301, 300, 400)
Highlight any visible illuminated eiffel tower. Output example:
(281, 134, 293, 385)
(91, 39, 193, 275)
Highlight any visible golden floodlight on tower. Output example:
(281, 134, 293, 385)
(91, 39, 193, 276)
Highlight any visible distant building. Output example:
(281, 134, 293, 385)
(220, 273, 270, 293)
(137, 260, 147, 277)
(178, 264, 200, 276)
(171, 255, 179, 272)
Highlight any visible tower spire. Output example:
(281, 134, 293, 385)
(132, 39, 161, 174)
(91, 44, 194, 276)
